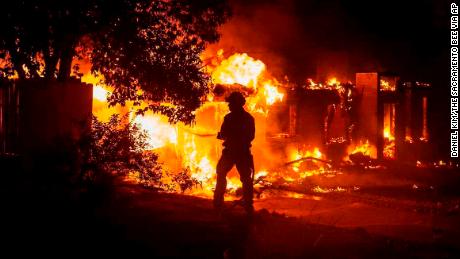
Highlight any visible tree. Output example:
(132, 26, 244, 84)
(0, 0, 230, 123)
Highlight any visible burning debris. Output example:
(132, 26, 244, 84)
(88, 50, 324, 196)
(2, 2, 459, 258)
(0, 46, 440, 201)
(89, 50, 288, 196)
(82, 48, 440, 200)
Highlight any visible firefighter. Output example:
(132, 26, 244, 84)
(214, 91, 255, 215)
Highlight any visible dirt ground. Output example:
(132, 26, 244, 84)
(106, 166, 460, 258)
(1, 162, 460, 258)
(97, 174, 460, 258)
(255, 166, 460, 245)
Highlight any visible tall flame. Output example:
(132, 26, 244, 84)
(132, 113, 177, 149)
(210, 53, 265, 90)
(208, 51, 284, 109)
(87, 49, 365, 197)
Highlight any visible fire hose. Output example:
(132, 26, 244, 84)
(228, 156, 334, 210)
(179, 127, 218, 137)
(181, 128, 334, 209)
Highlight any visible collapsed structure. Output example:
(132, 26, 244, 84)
(0, 50, 435, 196)
(269, 72, 432, 162)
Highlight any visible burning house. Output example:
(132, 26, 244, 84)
(355, 73, 432, 161)
(87, 49, 438, 196)
(0, 49, 436, 195)
(2, 1, 458, 257)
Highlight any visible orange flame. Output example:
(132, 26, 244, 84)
(87, 49, 366, 197)
(210, 52, 265, 90)
(87, 50, 290, 196)
(93, 85, 109, 102)
(209, 50, 284, 110)
(347, 140, 377, 159)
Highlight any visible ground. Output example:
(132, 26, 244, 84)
(1, 158, 460, 258)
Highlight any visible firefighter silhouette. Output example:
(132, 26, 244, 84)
(214, 91, 255, 214)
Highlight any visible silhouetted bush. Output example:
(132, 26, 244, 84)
(86, 115, 204, 193)
(172, 168, 201, 193)
(84, 115, 164, 190)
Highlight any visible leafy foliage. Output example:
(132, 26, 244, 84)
(87, 114, 165, 189)
(1, 0, 230, 123)
(86, 114, 200, 192)
(172, 168, 201, 193)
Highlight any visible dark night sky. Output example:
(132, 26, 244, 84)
(211, 0, 451, 84)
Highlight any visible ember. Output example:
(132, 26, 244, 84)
(86, 50, 433, 198)
(86, 50, 289, 195)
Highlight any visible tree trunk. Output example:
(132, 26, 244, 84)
(45, 56, 58, 79)
(57, 45, 74, 81)
(9, 50, 26, 79)
(44, 50, 59, 79)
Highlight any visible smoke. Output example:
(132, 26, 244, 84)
(207, 0, 449, 84)
(205, 0, 302, 81)
(207, 0, 366, 83)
